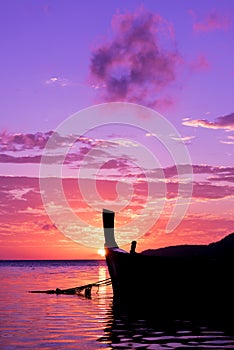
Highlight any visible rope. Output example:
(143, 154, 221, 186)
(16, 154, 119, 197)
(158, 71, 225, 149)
(29, 277, 112, 298)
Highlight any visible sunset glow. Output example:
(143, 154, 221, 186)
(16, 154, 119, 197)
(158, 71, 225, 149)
(0, 1, 233, 259)
(97, 249, 106, 257)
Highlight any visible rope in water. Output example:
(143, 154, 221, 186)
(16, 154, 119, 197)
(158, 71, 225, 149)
(29, 277, 112, 298)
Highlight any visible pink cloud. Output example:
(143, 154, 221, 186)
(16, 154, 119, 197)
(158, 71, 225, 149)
(89, 7, 180, 108)
(220, 135, 234, 145)
(182, 113, 234, 131)
(0, 174, 233, 259)
(1, 171, 233, 218)
(192, 10, 230, 33)
(190, 55, 210, 72)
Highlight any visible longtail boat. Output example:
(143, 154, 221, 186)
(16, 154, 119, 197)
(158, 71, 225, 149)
(103, 209, 234, 317)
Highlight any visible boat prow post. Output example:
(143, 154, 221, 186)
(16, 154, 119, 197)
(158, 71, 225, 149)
(102, 208, 118, 248)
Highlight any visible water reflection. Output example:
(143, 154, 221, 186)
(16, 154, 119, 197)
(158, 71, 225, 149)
(98, 265, 108, 294)
(1, 261, 234, 350)
(0, 261, 113, 350)
(98, 299, 234, 349)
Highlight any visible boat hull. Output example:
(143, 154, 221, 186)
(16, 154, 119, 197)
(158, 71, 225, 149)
(102, 209, 234, 318)
(105, 247, 233, 317)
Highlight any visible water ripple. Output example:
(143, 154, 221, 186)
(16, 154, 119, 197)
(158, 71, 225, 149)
(1, 261, 234, 349)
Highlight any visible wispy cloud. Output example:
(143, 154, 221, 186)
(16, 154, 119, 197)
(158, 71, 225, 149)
(190, 55, 210, 72)
(182, 113, 234, 131)
(192, 182, 234, 200)
(45, 76, 71, 87)
(170, 135, 195, 144)
(220, 135, 234, 145)
(89, 7, 180, 108)
(190, 10, 230, 33)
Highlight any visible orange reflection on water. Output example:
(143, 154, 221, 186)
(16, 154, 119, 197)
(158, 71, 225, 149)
(0, 261, 112, 349)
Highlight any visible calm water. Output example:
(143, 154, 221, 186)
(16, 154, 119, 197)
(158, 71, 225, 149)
(0, 260, 234, 349)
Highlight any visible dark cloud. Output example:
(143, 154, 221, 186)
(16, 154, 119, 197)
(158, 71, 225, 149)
(0, 131, 112, 165)
(101, 158, 132, 171)
(182, 113, 234, 131)
(216, 113, 234, 128)
(0, 131, 52, 152)
(162, 181, 234, 200)
(90, 8, 180, 108)
(41, 223, 56, 231)
(208, 176, 234, 183)
(0, 153, 79, 164)
(0, 154, 42, 163)
(96, 164, 234, 184)
(0, 131, 91, 152)
(192, 182, 234, 199)
(192, 164, 234, 177)
(156, 164, 234, 181)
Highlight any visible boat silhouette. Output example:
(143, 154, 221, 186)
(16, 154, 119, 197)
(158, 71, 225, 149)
(102, 208, 234, 318)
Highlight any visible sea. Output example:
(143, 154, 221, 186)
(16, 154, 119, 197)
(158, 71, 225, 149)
(0, 260, 234, 350)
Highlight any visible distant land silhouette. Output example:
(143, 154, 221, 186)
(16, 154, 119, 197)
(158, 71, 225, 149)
(141, 232, 234, 258)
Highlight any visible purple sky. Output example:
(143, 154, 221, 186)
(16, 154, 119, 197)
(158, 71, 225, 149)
(1, 1, 233, 164)
(0, 0, 233, 258)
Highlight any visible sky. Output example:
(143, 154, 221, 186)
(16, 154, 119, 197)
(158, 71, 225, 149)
(0, 0, 233, 259)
